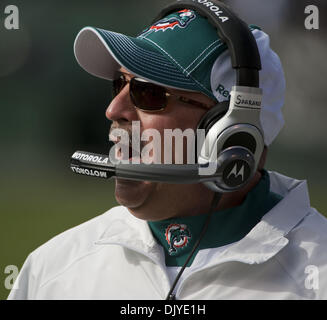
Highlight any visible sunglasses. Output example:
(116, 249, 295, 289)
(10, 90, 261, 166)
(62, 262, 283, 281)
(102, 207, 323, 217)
(112, 73, 211, 112)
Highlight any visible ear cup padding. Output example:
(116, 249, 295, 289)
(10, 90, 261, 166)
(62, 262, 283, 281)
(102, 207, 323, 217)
(222, 132, 257, 154)
(197, 101, 229, 134)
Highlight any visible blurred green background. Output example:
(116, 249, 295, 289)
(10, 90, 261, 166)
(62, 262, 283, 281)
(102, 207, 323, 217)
(0, 0, 326, 299)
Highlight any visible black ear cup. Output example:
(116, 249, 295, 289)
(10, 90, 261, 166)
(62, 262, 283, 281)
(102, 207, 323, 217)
(196, 95, 263, 192)
(196, 100, 259, 160)
(197, 101, 229, 134)
(195, 101, 229, 161)
(222, 132, 257, 155)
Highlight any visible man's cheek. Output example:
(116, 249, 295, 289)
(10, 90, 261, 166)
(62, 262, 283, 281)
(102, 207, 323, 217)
(165, 129, 197, 164)
(140, 129, 162, 164)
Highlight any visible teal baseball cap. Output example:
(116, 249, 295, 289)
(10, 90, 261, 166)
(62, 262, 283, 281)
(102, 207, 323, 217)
(74, 9, 227, 100)
(74, 8, 286, 146)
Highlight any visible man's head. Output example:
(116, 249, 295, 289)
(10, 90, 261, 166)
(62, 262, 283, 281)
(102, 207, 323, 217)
(106, 66, 217, 220)
(73, 5, 285, 220)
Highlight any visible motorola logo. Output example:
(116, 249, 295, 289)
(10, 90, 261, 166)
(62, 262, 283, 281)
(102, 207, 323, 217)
(227, 163, 245, 181)
(223, 160, 251, 188)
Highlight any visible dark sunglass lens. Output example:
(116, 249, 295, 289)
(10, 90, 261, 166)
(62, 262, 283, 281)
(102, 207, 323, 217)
(112, 76, 126, 96)
(130, 78, 167, 111)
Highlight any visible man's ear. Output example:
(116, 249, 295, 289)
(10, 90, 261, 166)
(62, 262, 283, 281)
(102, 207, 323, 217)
(258, 146, 268, 171)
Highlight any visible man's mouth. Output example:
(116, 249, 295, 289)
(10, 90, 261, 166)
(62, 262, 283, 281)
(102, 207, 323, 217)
(117, 144, 140, 161)
(109, 133, 141, 162)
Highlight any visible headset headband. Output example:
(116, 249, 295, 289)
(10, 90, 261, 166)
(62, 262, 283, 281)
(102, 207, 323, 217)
(152, 0, 262, 87)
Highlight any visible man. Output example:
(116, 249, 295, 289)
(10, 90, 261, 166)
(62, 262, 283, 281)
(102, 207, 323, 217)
(8, 3, 327, 300)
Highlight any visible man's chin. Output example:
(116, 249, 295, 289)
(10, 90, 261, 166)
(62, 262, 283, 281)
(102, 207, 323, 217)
(114, 178, 154, 209)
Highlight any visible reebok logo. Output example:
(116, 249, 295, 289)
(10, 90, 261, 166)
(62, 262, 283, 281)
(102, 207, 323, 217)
(216, 84, 230, 98)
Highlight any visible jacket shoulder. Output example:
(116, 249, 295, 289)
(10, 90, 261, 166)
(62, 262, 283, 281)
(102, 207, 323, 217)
(287, 207, 327, 248)
(26, 206, 129, 283)
(276, 208, 327, 299)
(36, 205, 128, 252)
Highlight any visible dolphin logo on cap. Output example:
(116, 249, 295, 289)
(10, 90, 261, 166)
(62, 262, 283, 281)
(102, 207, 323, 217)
(140, 9, 196, 35)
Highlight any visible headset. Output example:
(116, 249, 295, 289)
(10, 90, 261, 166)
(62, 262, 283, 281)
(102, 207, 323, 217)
(70, 0, 265, 194)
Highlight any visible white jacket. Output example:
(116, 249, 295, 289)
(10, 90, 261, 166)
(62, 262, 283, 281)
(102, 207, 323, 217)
(8, 171, 327, 300)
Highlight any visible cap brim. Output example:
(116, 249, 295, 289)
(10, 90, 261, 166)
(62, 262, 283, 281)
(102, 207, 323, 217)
(74, 27, 200, 92)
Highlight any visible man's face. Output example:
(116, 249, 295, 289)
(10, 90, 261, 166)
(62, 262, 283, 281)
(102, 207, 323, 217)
(106, 68, 215, 220)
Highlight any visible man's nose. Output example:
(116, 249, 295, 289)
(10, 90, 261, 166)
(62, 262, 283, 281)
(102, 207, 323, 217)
(105, 85, 138, 122)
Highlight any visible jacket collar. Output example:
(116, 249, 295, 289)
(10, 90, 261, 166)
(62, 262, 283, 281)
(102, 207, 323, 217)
(215, 171, 311, 265)
(95, 207, 167, 267)
(95, 171, 311, 266)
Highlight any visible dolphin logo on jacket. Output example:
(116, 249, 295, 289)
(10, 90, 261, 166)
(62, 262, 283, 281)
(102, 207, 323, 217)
(165, 223, 192, 255)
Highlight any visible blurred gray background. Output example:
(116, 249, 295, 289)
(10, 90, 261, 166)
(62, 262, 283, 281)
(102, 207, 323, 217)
(0, 0, 326, 299)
